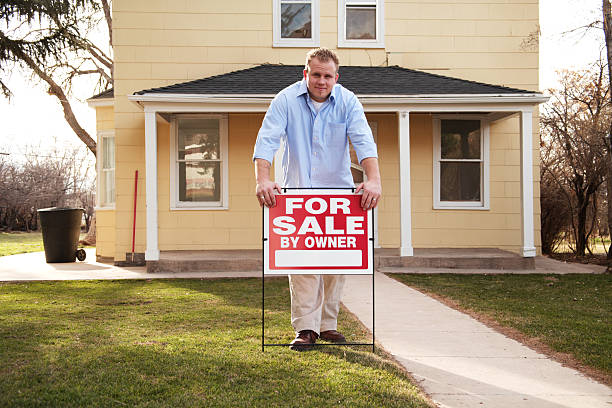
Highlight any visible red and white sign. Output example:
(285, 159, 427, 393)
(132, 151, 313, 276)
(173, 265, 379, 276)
(263, 189, 373, 275)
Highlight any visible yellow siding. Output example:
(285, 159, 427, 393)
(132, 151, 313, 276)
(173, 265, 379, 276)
(106, 0, 541, 259)
(94, 105, 116, 261)
(95, 105, 114, 131)
(96, 209, 115, 260)
(157, 114, 264, 250)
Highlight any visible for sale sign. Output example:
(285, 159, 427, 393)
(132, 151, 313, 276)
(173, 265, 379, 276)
(263, 189, 373, 275)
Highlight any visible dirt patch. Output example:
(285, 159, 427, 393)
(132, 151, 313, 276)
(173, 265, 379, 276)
(407, 287, 612, 387)
(549, 253, 611, 268)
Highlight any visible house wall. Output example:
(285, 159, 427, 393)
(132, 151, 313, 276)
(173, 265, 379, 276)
(110, 0, 540, 260)
(94, 105, 116, 261)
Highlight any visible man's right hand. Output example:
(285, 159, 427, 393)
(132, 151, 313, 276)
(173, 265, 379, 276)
(256, 180, 282, 208)
(254, 158, 282, 207)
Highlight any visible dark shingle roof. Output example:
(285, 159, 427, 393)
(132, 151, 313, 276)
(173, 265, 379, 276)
(134, 65, 533, 96)
(90, 88, 114, 99)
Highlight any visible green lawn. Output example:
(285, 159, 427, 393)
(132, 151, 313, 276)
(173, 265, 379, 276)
(0, 231, 45, 256)
(390, 274, 611, 381)
(0, 278, 432, 407)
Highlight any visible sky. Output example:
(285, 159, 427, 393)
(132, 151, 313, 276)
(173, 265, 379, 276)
(0, 0, 606, 157)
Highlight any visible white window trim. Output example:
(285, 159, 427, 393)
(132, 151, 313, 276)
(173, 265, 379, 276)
(433, 115, 490, 210)
(338, 0, 385, 48)
(170, 114, 229, 210)
(273, 0, 320, 48)
(96, 130, 115, 210)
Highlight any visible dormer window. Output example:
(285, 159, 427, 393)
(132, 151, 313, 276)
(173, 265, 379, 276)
(338, 0, 384, 48)
(273, 0, 320, 47)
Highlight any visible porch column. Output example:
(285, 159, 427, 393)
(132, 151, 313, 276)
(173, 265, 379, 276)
(398, 111, 414, 256)
(144, 108, 160, 261)
(520, 109, 536, 257)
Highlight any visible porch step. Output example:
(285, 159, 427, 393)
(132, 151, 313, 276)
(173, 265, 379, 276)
(148, 250, 262, 273)
(377, 248, 535, 270)
(146, 248, 534, 273)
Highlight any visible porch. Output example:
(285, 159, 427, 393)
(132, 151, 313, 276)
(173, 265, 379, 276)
(145, 248, 534, 273)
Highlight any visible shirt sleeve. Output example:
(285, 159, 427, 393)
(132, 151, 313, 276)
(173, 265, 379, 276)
(346, 94, 378, 163)
(253, 94, 288, 164)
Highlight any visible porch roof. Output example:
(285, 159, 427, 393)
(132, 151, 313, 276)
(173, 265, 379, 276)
(132, 64, 539, 97)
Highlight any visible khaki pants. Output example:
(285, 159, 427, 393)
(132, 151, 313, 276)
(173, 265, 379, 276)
(288, 274, 346, 335)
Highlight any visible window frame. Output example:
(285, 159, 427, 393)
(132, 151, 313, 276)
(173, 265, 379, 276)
(273, 0, 320, 48)
(433, 115, 490, 210)
(170, 114, 229, 210)
(96, 130, 115, 209)
(338, 0, 385, 48)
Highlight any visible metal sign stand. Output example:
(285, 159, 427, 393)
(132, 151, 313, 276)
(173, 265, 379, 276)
(261, 187, 375, 352)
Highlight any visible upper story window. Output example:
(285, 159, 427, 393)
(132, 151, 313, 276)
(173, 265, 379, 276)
(97, 131, 115, 208)
(338, 0, 384, 48)
(273, 0, 320, 47)
(433, 117, 490, 210)
(170, 115, 229, 210)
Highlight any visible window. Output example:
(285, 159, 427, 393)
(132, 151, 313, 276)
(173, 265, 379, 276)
(171, 115, 228, 209)
(97, 131, 115, 207)
(338, 0, 384, 48)
(433, 117, 489, 209)
(273, 0, 320, 47)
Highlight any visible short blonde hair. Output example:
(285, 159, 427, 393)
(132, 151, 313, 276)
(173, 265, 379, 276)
(305, 47, 340, 73)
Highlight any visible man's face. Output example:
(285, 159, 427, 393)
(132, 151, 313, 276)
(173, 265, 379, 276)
(303, 57, 339, 103)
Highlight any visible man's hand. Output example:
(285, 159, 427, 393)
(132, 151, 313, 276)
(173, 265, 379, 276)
(355, 179, 381, 210)
(254, 158, 282, 207)
(355, 157, 382, 210)
(256, 180, 282, 208)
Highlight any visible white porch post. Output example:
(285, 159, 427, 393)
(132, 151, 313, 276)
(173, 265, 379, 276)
(144, 109, 160, 261)
(398, 111, 414, 256)
(520, 109, 536, 257)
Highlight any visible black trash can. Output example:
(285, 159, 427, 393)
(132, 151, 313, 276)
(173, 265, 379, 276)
(38, 207, 84, 263)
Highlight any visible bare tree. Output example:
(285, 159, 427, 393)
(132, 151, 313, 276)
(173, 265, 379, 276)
(0, 142, 95, 232)
(0, 0, 113, 156)
(602, 0, 612, 259)
(541, 61, 611, 256)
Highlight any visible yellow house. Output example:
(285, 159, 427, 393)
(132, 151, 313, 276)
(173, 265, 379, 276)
(88, 0, 547, 271)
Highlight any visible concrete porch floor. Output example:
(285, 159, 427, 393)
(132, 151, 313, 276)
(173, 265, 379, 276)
(146, 248, 535, 273)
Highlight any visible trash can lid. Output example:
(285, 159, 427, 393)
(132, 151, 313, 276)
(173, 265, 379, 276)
(37, 207, 85, 212)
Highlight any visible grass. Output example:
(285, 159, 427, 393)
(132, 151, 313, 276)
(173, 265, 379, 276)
(0, 278, 432, 407)
(0, 231, 90, 257)
(0, 231, 45, 256)
(390, 273, 612, 381)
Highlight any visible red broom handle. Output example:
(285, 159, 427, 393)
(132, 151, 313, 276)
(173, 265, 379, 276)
(132, 170, 138, 253)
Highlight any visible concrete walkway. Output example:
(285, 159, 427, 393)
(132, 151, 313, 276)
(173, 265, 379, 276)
(1, 250, 611, 407)
(0, 249, 259, 281)
(342, 273, 612, 408)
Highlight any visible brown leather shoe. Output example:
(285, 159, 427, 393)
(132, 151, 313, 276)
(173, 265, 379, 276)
(289, 330, 318, 351)
(320, 330, 346, 343)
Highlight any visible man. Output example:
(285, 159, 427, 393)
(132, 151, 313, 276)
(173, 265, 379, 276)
(253, 47, 381, 351)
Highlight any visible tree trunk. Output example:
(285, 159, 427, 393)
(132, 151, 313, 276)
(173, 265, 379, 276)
(9, 46, 97, 156)
(576, 194, 589, 256)
(603, 0, 612, 258)
(80, 212, 96, 246)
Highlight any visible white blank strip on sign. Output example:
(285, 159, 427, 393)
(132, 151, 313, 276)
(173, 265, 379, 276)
(275, 250, 362, 267)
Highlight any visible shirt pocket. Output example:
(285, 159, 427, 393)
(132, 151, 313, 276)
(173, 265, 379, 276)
(325, 122, 347, 147)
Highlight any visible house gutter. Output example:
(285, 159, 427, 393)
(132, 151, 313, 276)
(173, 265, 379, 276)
(127, 93, 549, 107)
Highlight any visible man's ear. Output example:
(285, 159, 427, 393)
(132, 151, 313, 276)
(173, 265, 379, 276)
(303, 69, 308, 80)
(336, 73, 340, 81)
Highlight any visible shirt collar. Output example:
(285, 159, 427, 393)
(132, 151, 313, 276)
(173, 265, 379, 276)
(297, 79, 338, 103)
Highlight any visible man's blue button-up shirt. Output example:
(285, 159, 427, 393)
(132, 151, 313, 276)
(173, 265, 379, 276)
(253, 79, 378, 188)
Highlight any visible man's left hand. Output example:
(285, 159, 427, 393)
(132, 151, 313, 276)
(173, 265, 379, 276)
(355, 179, 381, 211)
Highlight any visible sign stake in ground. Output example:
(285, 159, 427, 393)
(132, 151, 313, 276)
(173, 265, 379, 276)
(261, 188, 375, 351)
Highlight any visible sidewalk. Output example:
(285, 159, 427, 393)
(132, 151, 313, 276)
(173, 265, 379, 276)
(0, 249, 259, 281)
(342, 273, 612, 408)
(1, 250, 611, 407)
